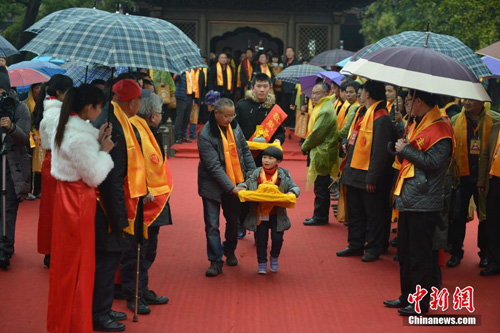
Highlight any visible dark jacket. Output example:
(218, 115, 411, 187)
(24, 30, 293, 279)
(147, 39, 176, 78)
(235, 90, 285, 144)
(197, 111, 256, 201)
(394, 136, 453, 212)
(238, 167, 300, 232)
(251, 63, 275, 82)
(94, 109, 135, 252)
(4, 91, 30, 198)
(281, 58, 301, 94)
(174, 72, 192, 101)
(207, 63, 233, 98)
(341, 103, 396, 189)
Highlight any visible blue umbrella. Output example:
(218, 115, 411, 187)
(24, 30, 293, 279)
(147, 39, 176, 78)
(22, 9, 205, 73)
(65, 65, 112, 87)
(32, 55, 66, 65)
(0, 35, 19, 58)
(336, 57, 351, 67)
(481, 56, 500, 78)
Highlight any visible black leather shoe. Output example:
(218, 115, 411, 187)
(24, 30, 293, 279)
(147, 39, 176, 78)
(479, 257, 488, 268)
(446, 255, 462, 267)
(362, 252, 379, 262)
(181, 137, 192, 143)
(225, 252, 238, 266)
(393, 255, 399, 262)
(143, 289, 169, 305)
(480, 266, 500, 276)
(383, 299, 408, 308)
(109, 310, 127, 321)
(336, 247, 363, 257)
(93, 319, 125, 332)
(43, 254, 50, 269)
(303, 218, 328, 226)
(398, 304, 428, 316)
(390, 237, 398, 247)
(127, 298, 151, 315)
(205, 261, 223, 277)
(174, 139, 183, 145)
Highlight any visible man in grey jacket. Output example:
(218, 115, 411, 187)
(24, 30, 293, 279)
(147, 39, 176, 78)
(383, 89, 453, 316)
(198, 98, 256, 277)
(0, 66, 31, 260)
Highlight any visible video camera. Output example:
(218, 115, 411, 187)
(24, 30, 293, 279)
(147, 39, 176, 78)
(0, 92, 15, 119)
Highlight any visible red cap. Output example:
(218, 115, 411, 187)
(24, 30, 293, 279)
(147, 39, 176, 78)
(112, 79, 142, 102)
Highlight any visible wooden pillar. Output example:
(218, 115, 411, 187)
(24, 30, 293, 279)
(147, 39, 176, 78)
(287, 13, 295, 52)
(199, 13, 207, 55)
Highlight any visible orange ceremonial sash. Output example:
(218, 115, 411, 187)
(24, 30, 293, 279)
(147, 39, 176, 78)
(113, 102, 147, 235)
(257, 168, 279, 225)
(337, 100, 351, 129)
(219, 125, 244, 186)
(490, 130, 500, 178)
(249, 105, 288, 142)
(217, 62, 232, 91)
(260, 64, 271, 78)
(186, 70, 193, 95)
(387, 100, 394, 113)
(130, 116, 174, 230)
(350, 100, 385, 171)
(454, 106, 492, 177)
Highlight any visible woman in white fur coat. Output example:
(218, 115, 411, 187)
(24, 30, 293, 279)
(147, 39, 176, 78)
(47, 84, 114, 333)
(35, 74, 73, 268)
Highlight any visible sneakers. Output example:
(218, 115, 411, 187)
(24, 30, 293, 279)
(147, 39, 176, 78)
(257, 262, 267, 274)
(225, 252, 238, 266)
(269, 256, 279, 272)
(205, 261, 223, 277)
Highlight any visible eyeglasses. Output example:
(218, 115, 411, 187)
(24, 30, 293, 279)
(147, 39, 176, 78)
(224, 114, 237, 120)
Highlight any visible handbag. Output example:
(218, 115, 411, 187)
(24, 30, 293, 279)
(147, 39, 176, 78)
(157, 84, 171, 105)
(189, 103, 199, 124)
(167, 95, 177, 109)
(294, 111, 309, 138)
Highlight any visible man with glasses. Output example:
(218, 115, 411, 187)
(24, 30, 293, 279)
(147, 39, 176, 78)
(198, 98, 256, 277)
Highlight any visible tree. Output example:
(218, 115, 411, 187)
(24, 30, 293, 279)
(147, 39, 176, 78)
(360, 0, 500, 51)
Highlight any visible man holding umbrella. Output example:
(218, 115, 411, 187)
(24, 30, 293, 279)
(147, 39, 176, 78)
(384, 89, 454, 315)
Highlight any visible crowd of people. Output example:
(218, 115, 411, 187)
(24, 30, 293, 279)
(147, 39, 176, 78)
(0, 40, 499, 332)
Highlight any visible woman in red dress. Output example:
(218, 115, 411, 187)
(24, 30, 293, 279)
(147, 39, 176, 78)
(47, 84, 114, 333)
(35, 74, 73, 268)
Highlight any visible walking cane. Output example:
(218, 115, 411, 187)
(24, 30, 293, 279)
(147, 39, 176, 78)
(133, 201, 144, 322)
(0, 131, 11, 269)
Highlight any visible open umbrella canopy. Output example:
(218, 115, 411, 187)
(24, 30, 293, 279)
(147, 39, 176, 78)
(341, 46, 491, 102)
(309, 49, 354, 68)
(22, 9, 206, 73)
(350, 31, 491, 80)
(299, 74, 322, 98)
(8, 68, 50, 87)
(318, 71, 344, 87)
(336, 57, 351, 67)
(482, 56, 500, 78)
(65, 65, 113, 87)
(32, 55, 66, 65)
(26, 7, 107, 34)
(9, 61, 65, 77)
(0, 35, 19, 58)
(276, 64, 324, 84)
(477, 41, 500, 61)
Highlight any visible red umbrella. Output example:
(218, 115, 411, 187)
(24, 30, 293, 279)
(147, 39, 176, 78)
(7, 68, 50, 87)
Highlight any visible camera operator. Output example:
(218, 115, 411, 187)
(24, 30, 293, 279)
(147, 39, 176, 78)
(0, 66, 31, 260)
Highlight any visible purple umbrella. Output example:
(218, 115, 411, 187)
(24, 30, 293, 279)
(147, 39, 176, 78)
(318, 71, 345, 87)
(481, 56, 500, 78)
(299, 74, 322, 98)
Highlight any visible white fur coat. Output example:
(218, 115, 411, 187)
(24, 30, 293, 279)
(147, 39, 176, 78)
(51, 116, 114, 188)
(39, 99, 63, 150)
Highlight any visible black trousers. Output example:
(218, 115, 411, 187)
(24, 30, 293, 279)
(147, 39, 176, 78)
(0, 165, 20, 247)
(174, 96, 193, 140)
(93, 251, 122, 324)
(255, 215, 284, 263)
(282, 92, 295, 128)
(313, 175, 331, 223)
(33, 172, 41, 196)
(397, 211, 439, 310)
(202, 194, 241, 262)
(448, 179, 488, 259)
(120, 226, 160, 299)
(486, 177, 500, 270)
(346, 185, 390, 254)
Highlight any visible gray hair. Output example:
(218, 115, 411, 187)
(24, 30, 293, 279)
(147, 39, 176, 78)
(138, 93, 163, 119)
(315, 82, 329, 93)
(214, 97, 234, 112)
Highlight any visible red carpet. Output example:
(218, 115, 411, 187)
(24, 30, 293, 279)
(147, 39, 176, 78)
(0, 157, 499, 332)
(174, 128, 307, 161)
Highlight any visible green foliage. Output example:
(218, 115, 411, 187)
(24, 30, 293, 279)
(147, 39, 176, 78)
(360, 0, 500, 50)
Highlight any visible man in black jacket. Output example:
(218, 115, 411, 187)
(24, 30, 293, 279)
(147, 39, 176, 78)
(207, 53, 233, 99)
(337, 80, 396, 262)
(198, 98, 256, 277)
(92, 79, 145, 332)
(281, 47, 301, 128)
(384, 89, 453, 316)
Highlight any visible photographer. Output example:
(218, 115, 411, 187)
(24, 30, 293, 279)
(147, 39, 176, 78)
(0, 66, 31, 259)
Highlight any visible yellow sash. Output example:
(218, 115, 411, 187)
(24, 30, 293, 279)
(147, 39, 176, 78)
(112, 102, 148, 235)
(260, 64, 271, 78)
(337, 100, 351, 129)
(386, 100, 394, 113)
(454, 105, 492, 177)
(186, 70, 193, 95)
(440, 102, 455, 118)
(307, 98, 328, 136)
(217, 62, 232, 91)
(350, 100, 384, 171)
(333, 98, 342, 112)
(219, 125, 244, 186)
(490, 130, 500, 178)
(256, 168, 278, 225)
